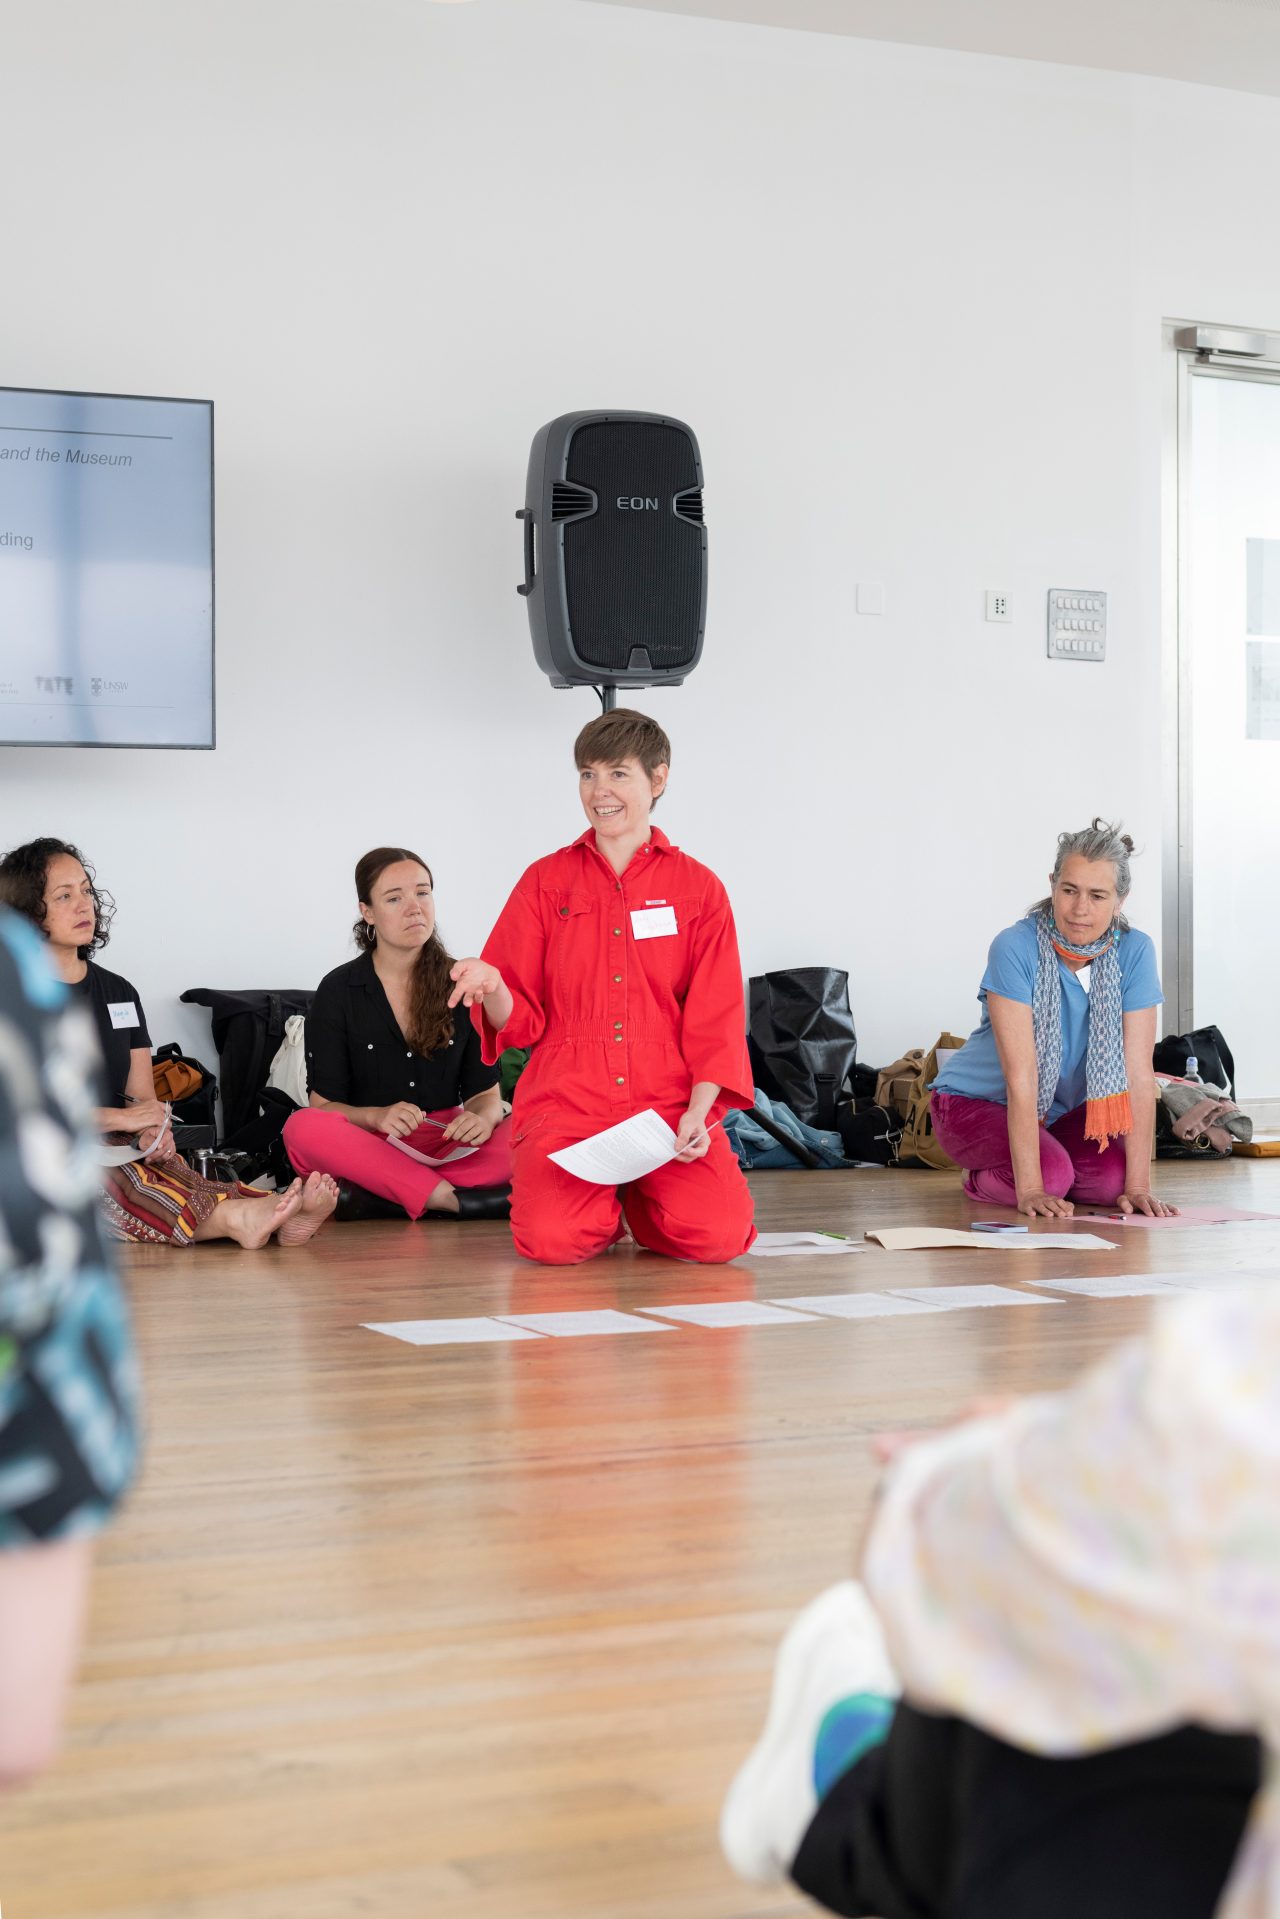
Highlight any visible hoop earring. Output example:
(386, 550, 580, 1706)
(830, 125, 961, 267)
(365, 924, 376, 947)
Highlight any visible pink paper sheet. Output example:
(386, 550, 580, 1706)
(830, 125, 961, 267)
(1081, 1205, 1280, 1228)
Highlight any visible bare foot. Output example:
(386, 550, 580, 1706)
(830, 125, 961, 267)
(209, 1181, 303, 1250)
(276, 1172, 339, 1246)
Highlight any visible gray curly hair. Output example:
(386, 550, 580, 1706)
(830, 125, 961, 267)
(1029, 818, 1136, 929)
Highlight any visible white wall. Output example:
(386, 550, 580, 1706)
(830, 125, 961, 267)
(3, 0, 1280, 1073)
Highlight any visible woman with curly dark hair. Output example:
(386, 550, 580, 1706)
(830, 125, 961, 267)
(283, 848, 512, 1220)
(0, 838, 337, 1249)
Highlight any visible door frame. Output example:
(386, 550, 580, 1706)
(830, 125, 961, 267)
(1162, 321, 1280, 1033)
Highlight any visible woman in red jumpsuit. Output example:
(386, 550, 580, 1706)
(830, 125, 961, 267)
(448, 710, 757, 1267)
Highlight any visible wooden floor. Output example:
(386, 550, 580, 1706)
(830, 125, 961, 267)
(3, 1157, 1278, 1918)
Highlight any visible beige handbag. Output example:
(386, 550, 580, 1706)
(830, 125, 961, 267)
(875, 1034, 967, 1169)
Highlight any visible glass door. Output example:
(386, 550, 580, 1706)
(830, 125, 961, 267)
(1176, 349, 1280, 1099)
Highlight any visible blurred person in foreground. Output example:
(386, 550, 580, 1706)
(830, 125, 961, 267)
(723, 1284, 1275, 1918)
(0, 904, 139, 1790)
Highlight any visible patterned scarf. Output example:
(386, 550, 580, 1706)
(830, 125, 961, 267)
(1032, 911, 1130, 1149)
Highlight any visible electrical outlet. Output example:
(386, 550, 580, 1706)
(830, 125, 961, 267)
(985, 591, 1011, 623)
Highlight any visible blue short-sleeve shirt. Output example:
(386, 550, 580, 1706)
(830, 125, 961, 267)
(932, 918, 1164, 1123)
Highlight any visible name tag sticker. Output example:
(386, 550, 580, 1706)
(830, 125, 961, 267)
(108, 1000, 140, 1030)
(631, 906, 678, 940)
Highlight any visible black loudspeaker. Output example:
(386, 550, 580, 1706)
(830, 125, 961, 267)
(517, 411, 707, 690)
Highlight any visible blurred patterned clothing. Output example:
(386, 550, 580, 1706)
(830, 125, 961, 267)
(0, 910, 140, 1544)
(864, 1288, 1280, 1918)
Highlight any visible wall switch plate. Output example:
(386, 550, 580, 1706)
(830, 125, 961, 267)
(1048, 589, 1107, 662)
(856, 582, 885, 615)
(985, 591, 1011, 622)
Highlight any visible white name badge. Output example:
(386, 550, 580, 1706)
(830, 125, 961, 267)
(108, 1000, 140, 1030)
(631, 905, 678, 940)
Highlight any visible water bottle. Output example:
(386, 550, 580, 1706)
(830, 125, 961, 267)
(1185, 1054, 1201, 1084)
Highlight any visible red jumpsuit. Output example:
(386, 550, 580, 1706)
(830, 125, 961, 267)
(475, 826, 757, 1266)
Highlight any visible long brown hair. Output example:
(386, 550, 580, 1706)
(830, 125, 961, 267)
(352, 847, 456, 1057)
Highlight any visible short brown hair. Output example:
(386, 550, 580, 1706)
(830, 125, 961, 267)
(573, 708, 671, 778)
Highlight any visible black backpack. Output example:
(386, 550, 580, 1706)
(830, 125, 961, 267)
(180, 988, 314, 1137)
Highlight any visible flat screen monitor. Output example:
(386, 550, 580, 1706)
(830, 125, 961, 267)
(0, 385, 214, 748)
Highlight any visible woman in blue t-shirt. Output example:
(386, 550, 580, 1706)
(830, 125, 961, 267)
(931, 821, 1177, 1219)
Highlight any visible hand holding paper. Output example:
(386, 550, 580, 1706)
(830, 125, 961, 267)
(386, 1117, 479, 1170)
(672, 1094, 718, 1163)
(100, 1100, 173, 1168)
(549, 1109, 718, 1185)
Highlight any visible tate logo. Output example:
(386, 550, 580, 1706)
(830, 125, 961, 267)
(616, 496, 659, 511)
(36, 675, 74, 696)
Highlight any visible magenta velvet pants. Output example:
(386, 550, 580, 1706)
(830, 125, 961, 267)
(284, 1108, 513, 1219)
(930, 1090, 1127, 1207)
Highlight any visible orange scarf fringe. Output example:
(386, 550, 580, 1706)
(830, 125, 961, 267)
(1084, 1090, 1132, 1152)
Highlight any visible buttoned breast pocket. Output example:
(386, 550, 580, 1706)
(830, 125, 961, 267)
(634, 896, 696, 992)
(551, 890, 595, 927)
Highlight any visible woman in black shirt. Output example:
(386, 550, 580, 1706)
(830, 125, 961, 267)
(0, 839, 337, 1249)
(283, 847, 513, 1219)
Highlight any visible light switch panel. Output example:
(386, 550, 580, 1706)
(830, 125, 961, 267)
(1048, 589, 1106, 662)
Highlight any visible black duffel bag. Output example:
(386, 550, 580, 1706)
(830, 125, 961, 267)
(1153, 1024, 1236, 1097)
(748, 968, 858, 1130)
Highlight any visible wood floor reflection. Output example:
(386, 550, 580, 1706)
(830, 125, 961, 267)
(3, 1158, 1276, 1918)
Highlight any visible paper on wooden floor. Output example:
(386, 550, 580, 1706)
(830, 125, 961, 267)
(739, 1231, 863, 1258)
(1093, 1205, 1280, 1227)
(363, 1318, 543, 1345)
(865, 1227, 1118, 1252)
(985, 1232, 1120, 1251)
(887, 1285, 1060, 1310)
(1132, 1268, 1272, 1289)
(494, 1309, 675, 1337)
(773, 1292, 947, 1319)
(639, 1300, 820, 1327)
(1025, 1274, 1198, 1299)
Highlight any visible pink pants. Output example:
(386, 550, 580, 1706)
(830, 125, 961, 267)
(283, 1108, 513, 1220)
(930, 1090, 1127, 1208)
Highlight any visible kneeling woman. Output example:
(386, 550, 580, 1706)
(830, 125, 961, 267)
(284, 848, 513, 1220)
(448, 709, 757, 1267)
(931, 820, 1176, 1219)
(0, 838, 337, 1248)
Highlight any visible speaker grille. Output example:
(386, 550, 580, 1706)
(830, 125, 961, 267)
(551, 480, 596, 522)
(562, 421, 703, 673)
